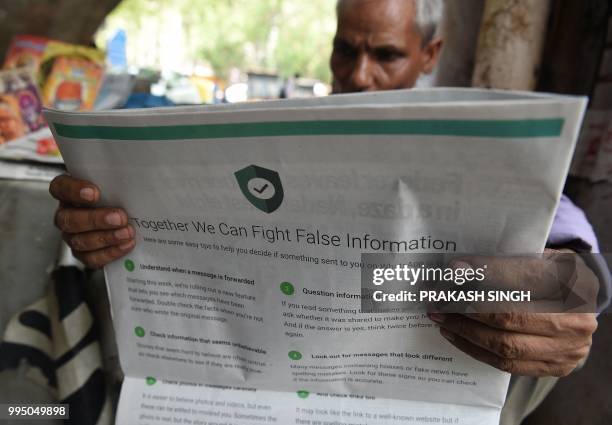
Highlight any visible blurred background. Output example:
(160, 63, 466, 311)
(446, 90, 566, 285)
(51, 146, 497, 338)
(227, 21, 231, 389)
(1, 0, 337, 109)
(0, 1, 610, 424)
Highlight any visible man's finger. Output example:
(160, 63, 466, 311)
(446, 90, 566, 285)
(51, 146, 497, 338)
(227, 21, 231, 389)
(55, 207, 128, 233)
(64, 225, 135, 252)
(430, 313, 558, 360)
(461, 312, 597, 338)
(439, 329, 574, 377)
(49, 175, 100, 205)
(72, 240, 136, 269)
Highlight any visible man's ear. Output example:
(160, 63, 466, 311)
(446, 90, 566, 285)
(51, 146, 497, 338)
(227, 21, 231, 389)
(421, 37, 443, 75)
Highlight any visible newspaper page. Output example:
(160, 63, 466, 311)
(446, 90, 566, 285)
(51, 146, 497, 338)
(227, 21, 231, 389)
(44, 88, 586, 425)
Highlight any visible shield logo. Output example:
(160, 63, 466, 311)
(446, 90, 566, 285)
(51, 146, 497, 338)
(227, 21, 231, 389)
(234, 165, 284, 213)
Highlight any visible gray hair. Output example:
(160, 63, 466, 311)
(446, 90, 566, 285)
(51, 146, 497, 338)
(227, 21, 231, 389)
(336, 0, 444, 46)
(414, 0, 444, 45)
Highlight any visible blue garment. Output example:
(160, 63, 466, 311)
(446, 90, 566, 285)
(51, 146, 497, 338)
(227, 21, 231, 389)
(123, 93, 175, 109)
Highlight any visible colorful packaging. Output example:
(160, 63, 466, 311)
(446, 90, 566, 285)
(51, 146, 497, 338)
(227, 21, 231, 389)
(0, 67, 45, 143)
(41, 56, 104, 111)
(2, 35, 49, 73)
(0, 94, 25, 144)
(3, 35, 105, 111)
(39, 42, 105, 111)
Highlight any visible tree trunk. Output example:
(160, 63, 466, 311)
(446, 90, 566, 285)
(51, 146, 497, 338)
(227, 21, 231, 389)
(0, 0, 122, 59)
(536, 0, 610, 96)
(472, 0, 552, 90)
(435, 0, 486, 87)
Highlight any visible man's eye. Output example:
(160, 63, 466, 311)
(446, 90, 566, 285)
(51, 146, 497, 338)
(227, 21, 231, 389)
(374, 49, 402, 62)
(333, 40, 357, 58)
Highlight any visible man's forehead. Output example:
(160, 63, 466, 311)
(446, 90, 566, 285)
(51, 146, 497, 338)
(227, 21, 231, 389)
(336, 0, 418, 38)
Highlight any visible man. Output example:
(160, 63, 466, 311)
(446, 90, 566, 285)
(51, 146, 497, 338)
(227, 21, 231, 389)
(330, 0, 443, 92)
(49, 0, 605, 423)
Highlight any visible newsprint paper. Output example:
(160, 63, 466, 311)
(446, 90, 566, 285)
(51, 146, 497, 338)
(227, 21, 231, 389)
(45, 89, 586, 425)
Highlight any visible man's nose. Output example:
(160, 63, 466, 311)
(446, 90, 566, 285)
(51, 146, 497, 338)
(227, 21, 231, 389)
(348, 53, 375, 91)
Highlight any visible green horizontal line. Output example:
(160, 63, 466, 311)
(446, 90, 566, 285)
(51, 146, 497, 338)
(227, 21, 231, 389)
(52, 119, 564, 140)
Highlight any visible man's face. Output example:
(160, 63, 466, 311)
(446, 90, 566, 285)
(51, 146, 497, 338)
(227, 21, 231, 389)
(330, 0, 442, 93)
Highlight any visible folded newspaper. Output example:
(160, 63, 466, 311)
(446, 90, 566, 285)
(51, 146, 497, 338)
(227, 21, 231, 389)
(44, 89, 586, 425)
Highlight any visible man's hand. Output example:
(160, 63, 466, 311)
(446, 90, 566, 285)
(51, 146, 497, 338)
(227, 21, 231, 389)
(429, 311, 597, 377)
(428, 250, 599, 377)
(49, 175, 135, 268)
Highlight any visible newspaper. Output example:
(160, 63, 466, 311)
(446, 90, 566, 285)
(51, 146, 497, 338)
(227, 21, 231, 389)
(44, 88, 586, 425)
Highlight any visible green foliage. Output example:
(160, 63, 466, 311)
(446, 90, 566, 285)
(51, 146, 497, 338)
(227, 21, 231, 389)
(97, 0, 336, 82)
